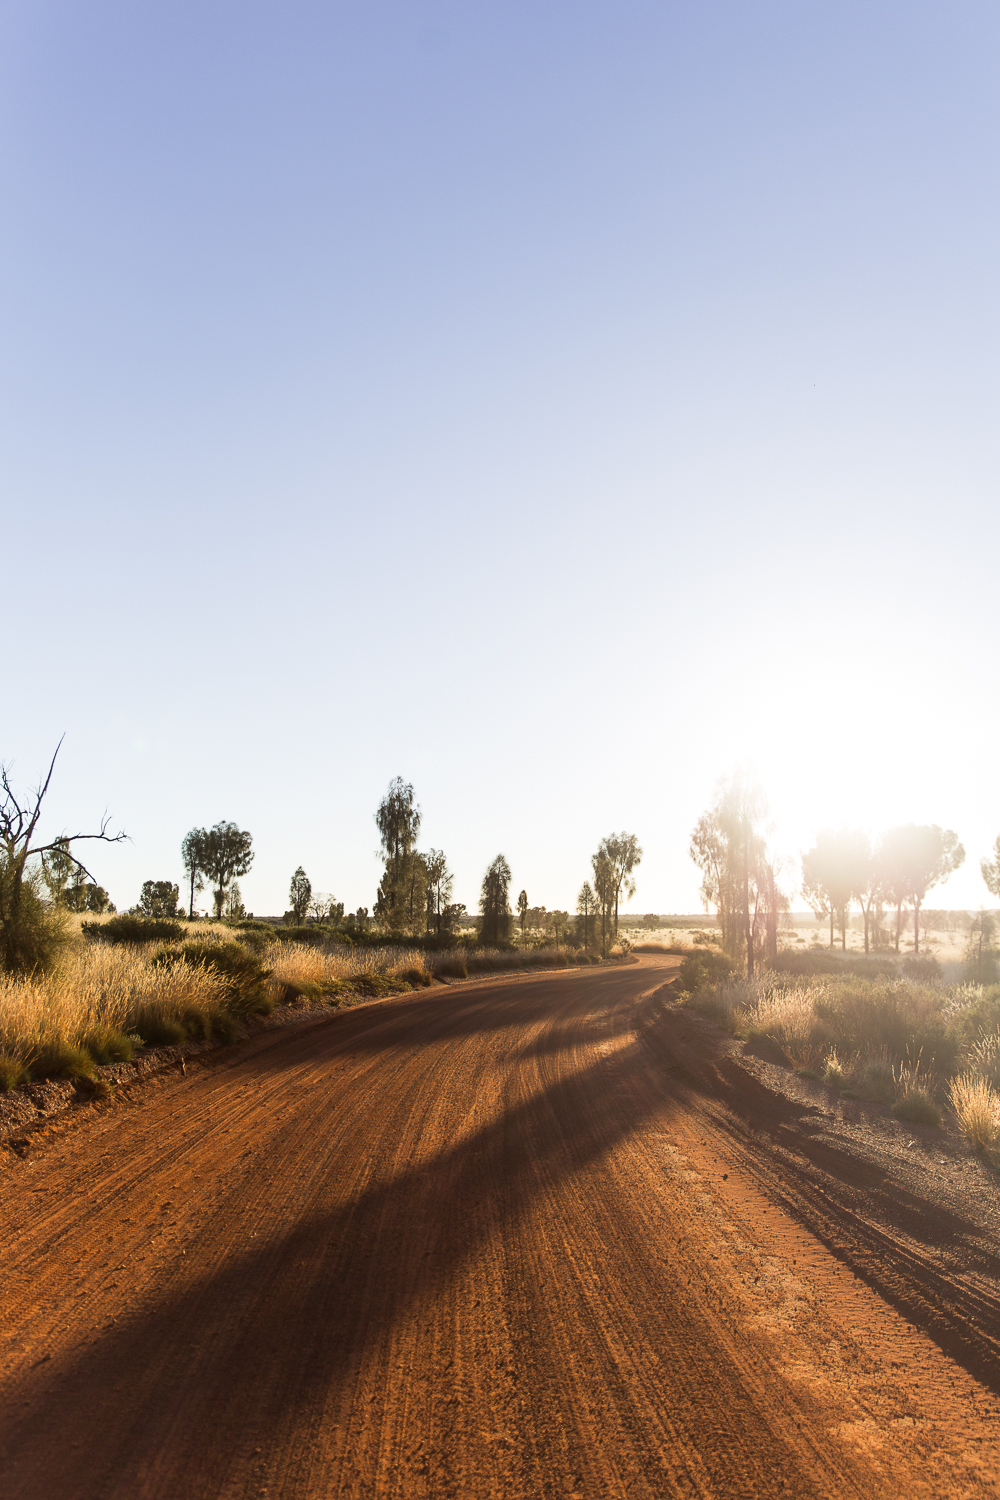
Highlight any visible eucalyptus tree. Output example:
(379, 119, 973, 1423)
(479, 854, 512, 946)
(374, 777, 421, 929)
(425, 849, 454, 938)
(181, 827, 208, 919)
(591, 849, 617, 955)
(200, 822, 254, 921)
(576, 882, 597, 949)
(879, 825, 964, 954)
(289, 866, 312, 923)
(517, 889, 529, 946)
(690, 768, 768, 974)
(801, 829, 857, 950)
(596, 832, 642, 935)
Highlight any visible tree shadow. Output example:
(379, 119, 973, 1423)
(1, 978, 681, 1496)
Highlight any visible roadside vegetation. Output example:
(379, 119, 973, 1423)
(675, 941, 1000, 1153)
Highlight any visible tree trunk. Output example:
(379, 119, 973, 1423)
(744, 872, 753, 977)
(914, 901, 920, 954)
(829, 909, 834, 949)
(862, 904, 869, 954)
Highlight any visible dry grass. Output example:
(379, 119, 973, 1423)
(948, 1073, 1000, 1152)
(0, 931, 595, 1088)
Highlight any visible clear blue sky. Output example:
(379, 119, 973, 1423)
(3, 1, 999, 917)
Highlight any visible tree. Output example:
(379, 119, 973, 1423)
(517, 889, 529, 946)
(878, 825, 964, 954)
(200, 822, 254, 920)
(836, 831, 882, 955)
(425, 849, 454, 938)
(981, 836, 1000, 904)
(374, 777, 421, 926)
(479, 854, 512, 946)
(801, 830, 857, 950)
(308, 893, 343, 924)
(138, 880, 181, 919)
(591, 849, 616, 955)
(41, 836, 74, 907)
(596, 833, 642, 935)
(690, 769, 768, 974)
(181, 828, 208, 920)
(224, 882, 246, 921)
(0, 740, 125, 973)
(576, 882, 597, 949)
(289, 867, 312, 924)
(964, 911, 998, 983)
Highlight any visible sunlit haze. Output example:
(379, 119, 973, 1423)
(3, 1, 998, 916)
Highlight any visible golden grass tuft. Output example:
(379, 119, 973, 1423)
(948, 1073, 1000, 1152)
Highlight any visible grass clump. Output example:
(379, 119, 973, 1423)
(81, 1024, 134, 1064)
(28, 1038, 96, 1082)
(949, 1073, 1000, 1153)
(0, 1053, 27, 1090)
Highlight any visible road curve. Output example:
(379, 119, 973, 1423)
(2, 957, 998, 1498)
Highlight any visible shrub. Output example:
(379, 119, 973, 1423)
(273, 925, 332, 946)
(949, 1073, 1000, 1152)
(902, 953, 942, 984)
(276, 978, 325, 1005)
(433, 953, 468, 979)
(131, 1010, 187, 1047)
(822, 1048, 851, 1090)
(966, 1029, 1000, 1090)
(0, 1053, 27, 1090)
(772, 949, 898, 979)
(858, 1053, 897, 1105)
(81, 1024, 134, 1064)
(84, 915, 184, 946)
(28, 1038, 96, 1082)
(813, 979, 957, 1075)
(893, 1093, 942, 1127)
(179, 943, 270, 1014)
(0, 861, 68, 975)
(394, 963, 433, 988)
(678, 949, 735, 993)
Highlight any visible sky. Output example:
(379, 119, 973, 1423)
(2, 1, 999, 919)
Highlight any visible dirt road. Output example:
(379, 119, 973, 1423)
(2, 956, 999, 1498)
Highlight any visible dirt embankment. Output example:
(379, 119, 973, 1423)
(1, 956, 999, 1498)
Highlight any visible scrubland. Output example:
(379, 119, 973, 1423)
(0, 920, 601, 1093)
(676, 944, 1000, 1154)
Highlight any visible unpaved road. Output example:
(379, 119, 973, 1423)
(2, 956, 1000, 1498)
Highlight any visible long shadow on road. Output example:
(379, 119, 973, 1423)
(1, 972, 696, 1496)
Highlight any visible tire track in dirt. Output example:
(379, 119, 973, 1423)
(1, 959, 998, 1497)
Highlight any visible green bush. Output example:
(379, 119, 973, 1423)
(81, 1025, 134, 1064)
(892, 1092, 942, 1127)
(0, 1054, 28, 1091)
(435, 954, 468, 979)
(83, 914, 184, 945)
(132, 1010, 187, 1047)
(678, 949, 735, 992)
(901, 953, 942, 984)
(813, 980, 958, 1074)
(0, 861, 68, 975)
(396, 964, 433, 988)
(277, 978, 325, 1005)
(773, 949, 898, 979)
(274, 924, 332, 946)
(28, 1039, 96, 1082)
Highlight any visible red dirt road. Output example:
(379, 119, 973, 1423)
(2, 956, 1000, 1498)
